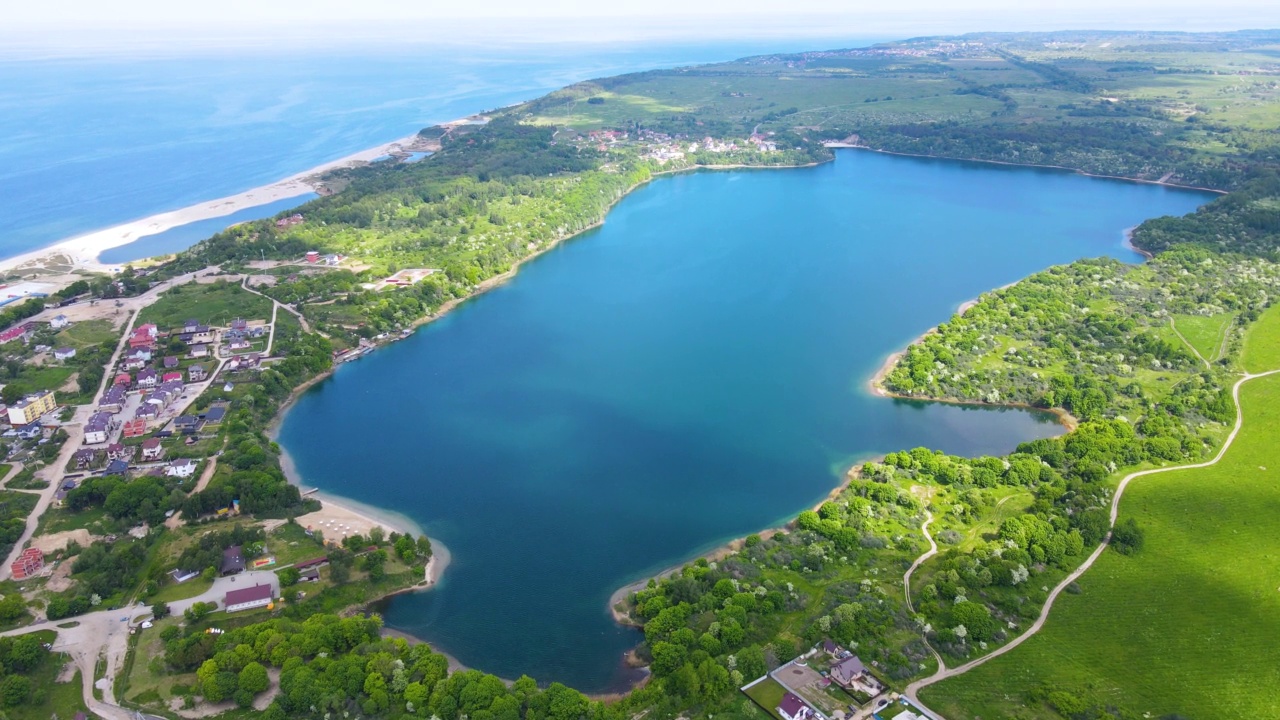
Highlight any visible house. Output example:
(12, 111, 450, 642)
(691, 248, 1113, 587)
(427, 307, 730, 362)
(136, 368, 158, 389)
(7, 390, 56, 426)
(294, 556, 329, 570)
(777, 693, 813, 720)
(202, 405, 226, 424)
(106, 443, 134, 461)
(113, 372, 132, 387)
(224, 583, 273, 612)
(134, 403, 160, 420)
(98, 385, 126, 413)
(129, 323, 158, 349)
(54, 347, 76, 361)
(162, 372, 183, 384)
(50, 314, 70, 329)
(191, 328, 216, 344)
(221, 546, 246, 576)
(276, 213, 304, 229)
(830, 655, 869, 686)
(83, 412, 115, 444)
(122, 418, 147, 438)
(163, 356, 179, 369)
(166, 458, 197, 478)
(188, 364, 207, 382)
(0, 322, 36, 344)
(15, 424, 42, 441)
(300, 568, 320, 582)
(104, 459, 130, 476)
(305, 251, 320, 263)
(170, 568, 199, 584)
(73, 448, 101, 469)
(182, 319, 202, 333)
(228, 340, 251, 352)
(140, 437, 164, 461)
(231, 318, 248, 332)
(189, 343, 210, 359)
(174, 415, 201, 434)
(10, 547, 44, 580)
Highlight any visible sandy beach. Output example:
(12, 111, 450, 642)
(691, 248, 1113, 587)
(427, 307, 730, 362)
(0, 131, 429, 277)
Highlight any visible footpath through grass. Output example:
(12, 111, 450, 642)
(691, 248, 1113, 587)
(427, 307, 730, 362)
(921, 372, 1280, 717)
(1172, 312, 1234, 362)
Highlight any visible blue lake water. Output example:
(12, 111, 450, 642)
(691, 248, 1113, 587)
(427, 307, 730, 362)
(276, 149, 1213, 691)
(0, 37, 880, 262)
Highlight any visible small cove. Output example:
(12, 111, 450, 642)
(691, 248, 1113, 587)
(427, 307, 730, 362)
(276, 149, 1213, 691)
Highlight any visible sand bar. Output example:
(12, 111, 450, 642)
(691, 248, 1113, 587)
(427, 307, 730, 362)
(0, 131, 428, 276)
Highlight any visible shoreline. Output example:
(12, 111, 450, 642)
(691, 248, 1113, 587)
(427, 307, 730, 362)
(827, 143, 1229, 196)
(0, 131, 432, 276)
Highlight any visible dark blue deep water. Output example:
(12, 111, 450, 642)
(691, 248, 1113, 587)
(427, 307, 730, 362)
(276, 150, 1212, 690)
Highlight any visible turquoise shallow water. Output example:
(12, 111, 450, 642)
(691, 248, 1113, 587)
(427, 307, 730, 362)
(276, 149, 1211, 691)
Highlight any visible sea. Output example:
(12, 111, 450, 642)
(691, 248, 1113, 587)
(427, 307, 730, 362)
(277, 150, 1212, 691)
(0, 37, 882, 264)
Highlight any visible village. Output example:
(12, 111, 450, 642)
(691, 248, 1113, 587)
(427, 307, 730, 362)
(741, 640, 930, 720)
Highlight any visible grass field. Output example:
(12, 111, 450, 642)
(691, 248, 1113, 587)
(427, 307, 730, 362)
(1242, 304, 1280, 373)
(55, 318, 120, 348)
(1172, 312, 1234, 363)
(920, 335, 1280, 717)
(137, 280, 272, 329)
(742, 677, 788, 720)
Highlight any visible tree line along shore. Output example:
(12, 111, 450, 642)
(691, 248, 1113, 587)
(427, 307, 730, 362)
(0, 28, 1279, 720)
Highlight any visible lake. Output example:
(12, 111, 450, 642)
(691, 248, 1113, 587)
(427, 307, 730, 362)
(275, 149, 1212, 691)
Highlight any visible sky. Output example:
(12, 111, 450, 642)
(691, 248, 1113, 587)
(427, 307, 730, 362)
(3, 0, 1278, 54)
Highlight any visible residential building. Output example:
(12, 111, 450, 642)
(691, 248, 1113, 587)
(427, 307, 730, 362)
(10, 548, 44, 580)
(122, 418, 147, 438)
(166, 458, 197, 478)
(163, 356, 179, 369)
(104, 459, 129, 476)
(134, 403, 159, 421)
(136, 368, 158, 389)
(830, 655, 868, 686)
(202, 405, 226, 424)
(162, 372, 183, 384)
(50, 314, 70, 329)
(224, 584, 273, 612)
(113, 372, 131, 387)
(7, 390, 56, 425)
(0, 323, 35, 344)
(83, 412, 116, 444)
(106, 443, 134, 461)
(221, 546, 246, 576)
(188, 364, 207, 382)
(99, 385, 126, 413)
(73, 448, 101, 469)
(189, 343, 210, 358)
(777, 693, 813, 720)
(129, 323, 158, 349)
(54, 347, 76, 361)
(140, 437, 164, 461)
(231, 318, 248, 332)
(174, 415, 201, 434)
(228, 339, 251, 352)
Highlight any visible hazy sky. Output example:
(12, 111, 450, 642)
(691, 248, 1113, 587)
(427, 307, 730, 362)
(4, 0, 1278, 53)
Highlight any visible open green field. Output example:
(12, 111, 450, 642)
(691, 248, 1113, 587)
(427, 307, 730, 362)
(55, 318, 120, 348)
(742, 677, 788, 720)
(137, 280, 272, 329)
(1172, 312, 1234, 363)
(921, 369, 1280, 716)
(1242, 304, 1280, 373)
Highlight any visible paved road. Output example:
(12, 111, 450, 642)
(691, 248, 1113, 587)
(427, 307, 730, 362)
(2, 570, 280, 720)
(905, 368, 1280, 718)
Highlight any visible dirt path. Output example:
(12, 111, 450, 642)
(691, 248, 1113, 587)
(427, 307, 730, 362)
(1169, 317, 1212, 369)
(905, 368, 1280, 717)
(0, 463, 22, 489)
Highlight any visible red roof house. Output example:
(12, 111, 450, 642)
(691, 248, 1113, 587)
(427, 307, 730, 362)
(10, 547, 43, 580)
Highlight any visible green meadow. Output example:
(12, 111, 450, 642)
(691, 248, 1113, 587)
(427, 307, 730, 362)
(921, 316, 1280, 718)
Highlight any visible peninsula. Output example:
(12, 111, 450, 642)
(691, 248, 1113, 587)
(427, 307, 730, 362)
(0, 29, 1278, 720)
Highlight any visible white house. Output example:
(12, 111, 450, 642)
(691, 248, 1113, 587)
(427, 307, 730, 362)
(165, 458, 197, 478)
(224, 583, 273, 612)
(54, 347, 76, 361)
(50, 315, 70, 330)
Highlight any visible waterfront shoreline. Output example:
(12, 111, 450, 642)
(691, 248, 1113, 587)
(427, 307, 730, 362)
(0, 131, 430, 276)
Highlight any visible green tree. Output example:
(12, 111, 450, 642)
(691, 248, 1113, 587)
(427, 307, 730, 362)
(239, 662, 270, 695)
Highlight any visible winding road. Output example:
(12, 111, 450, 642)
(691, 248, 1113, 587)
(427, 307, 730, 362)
(904, 368, 1280, 718)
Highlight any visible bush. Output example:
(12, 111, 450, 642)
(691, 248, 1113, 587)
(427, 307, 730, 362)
(1111, 518, 1145, 555)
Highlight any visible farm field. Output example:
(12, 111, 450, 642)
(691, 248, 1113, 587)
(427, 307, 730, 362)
(920, 314, 1280, 718)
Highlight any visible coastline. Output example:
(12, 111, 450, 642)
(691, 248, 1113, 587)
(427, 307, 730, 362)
(0, 131, 430, 276)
